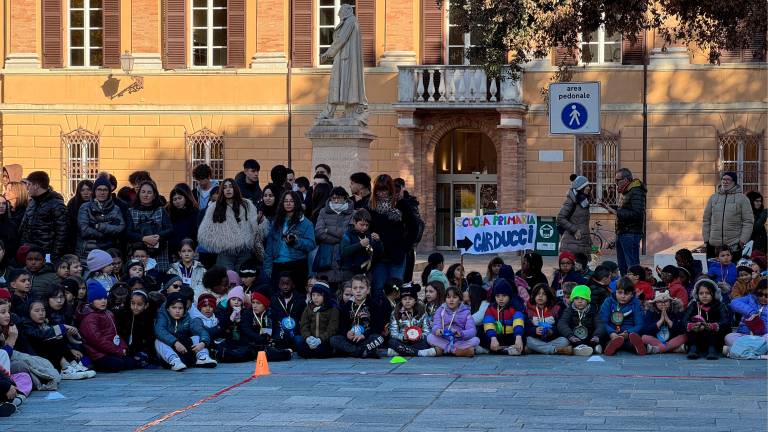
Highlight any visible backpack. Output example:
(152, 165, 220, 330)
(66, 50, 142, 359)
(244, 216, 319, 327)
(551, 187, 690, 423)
(728, 335, 768, 360)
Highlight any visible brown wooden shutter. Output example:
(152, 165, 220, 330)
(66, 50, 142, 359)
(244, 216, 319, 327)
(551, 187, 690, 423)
(422, 0, 443, 64)
(356, 0, 375, 66)
(291, 0, 312, 67)
(621, 31, 645, 65)
(227, 0, 246, 67)
(554, 46, 577, 66)
(163, 0, 186, 69)
(42, 0, 63, 68)
(102, 0, 121, 68)
(720, 32, 766, 63)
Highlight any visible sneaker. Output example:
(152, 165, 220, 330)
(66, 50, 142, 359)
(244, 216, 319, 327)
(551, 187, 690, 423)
(60, 366, 88, 380)
(72, 361, 88, 372)
(474, 345, 489, 355)
(674, 344, 687, 354)
(417, 348, 437, 357)
(628, 334, 646, 355)
(0, 402, 16, 417)
(506, 346, 521, 356)
(386, 348, 398, 357)
(604, 336, 625, 356)
(555, 345, 573, 355)
(170, 359, 187, 371)
(722, 345, 730, 357)
(646, 344, 661, 355)
(594, 344, 603, 354)
(195, 354, 218, 367)
(573, 344, 594, 356)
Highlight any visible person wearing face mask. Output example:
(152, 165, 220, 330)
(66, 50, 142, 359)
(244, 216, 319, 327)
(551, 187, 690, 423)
(313, 187, 354, 291)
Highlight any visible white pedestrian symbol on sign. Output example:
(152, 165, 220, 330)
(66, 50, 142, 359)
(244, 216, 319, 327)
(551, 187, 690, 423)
(569, 105, 581, 126)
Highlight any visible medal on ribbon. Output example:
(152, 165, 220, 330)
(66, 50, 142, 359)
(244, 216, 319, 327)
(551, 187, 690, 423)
(281, 317, 296, 331)
(610, 311, 624, 325)
(351, 324, 365, 337)
(404, 326, 422, 342)
(113, 335, 121, 346)
(573, 325, 588, 340)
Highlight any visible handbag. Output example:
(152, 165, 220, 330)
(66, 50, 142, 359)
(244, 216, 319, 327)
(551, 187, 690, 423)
(312, 243, 335, 272)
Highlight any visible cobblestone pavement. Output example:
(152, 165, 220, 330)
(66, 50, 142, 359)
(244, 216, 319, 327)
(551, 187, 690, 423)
(4, 353, 766, 431)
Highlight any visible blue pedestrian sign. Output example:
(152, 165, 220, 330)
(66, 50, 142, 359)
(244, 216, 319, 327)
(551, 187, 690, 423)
(549, 82, 600, 135)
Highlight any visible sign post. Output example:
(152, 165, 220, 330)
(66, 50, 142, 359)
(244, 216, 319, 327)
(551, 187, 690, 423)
(454, 213, 538, 255)
(549, 81, 601, 135)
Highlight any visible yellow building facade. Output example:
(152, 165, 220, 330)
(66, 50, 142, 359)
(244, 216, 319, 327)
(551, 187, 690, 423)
(1, 0, 766, 253)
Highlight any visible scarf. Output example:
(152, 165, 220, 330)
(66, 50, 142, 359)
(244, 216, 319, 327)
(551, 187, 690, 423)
(568, 189, 590, 209)
(375, 197, 402, 221)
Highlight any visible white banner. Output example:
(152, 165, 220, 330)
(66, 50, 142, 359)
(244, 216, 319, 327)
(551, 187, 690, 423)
(454, 213, 538, 255)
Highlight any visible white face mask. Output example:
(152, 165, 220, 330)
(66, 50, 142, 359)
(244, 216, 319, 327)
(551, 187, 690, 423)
(330, 202, 348, 213)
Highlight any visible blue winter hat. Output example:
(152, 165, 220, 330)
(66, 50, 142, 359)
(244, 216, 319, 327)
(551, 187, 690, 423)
(498, 264, 515, 281)
(93, 174, 111, 192)
(493, 279, 514, 298)
(86, 280, 108, 303)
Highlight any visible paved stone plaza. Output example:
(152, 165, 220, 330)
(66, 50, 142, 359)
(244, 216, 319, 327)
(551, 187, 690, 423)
(4, 354, 766, 431)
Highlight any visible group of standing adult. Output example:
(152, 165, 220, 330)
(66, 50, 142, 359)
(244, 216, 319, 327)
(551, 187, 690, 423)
(557, 167, 767, 274)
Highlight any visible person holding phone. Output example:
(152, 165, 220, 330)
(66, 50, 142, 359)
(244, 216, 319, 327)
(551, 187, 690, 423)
(598, 168, 646, 276)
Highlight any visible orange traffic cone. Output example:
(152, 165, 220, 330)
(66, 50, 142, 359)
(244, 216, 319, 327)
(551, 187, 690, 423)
(253, 350, 270, 377)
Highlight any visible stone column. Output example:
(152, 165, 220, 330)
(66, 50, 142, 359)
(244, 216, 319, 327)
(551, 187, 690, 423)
(497, 109, 527, 212)
(5, 0, 40, 69)
(306, 121, 376, 190)
(379, 0, 417, 69)
(395, 109, 419, 188)
(251, 0, 288, 69)
(131, 0, 163, 69)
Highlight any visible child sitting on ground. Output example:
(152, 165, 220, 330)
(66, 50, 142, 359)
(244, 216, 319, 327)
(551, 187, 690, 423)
(78, 282, 137, 372)
(684, 278, 731, 360)
(641, 290, 687, 354)
(424, 279, 446, 330)
(298, 282, 339, 359)
(427, 286, 480, 357)
(600, 278, 646, 356)
(557, 285, 604, 356)
(8, 269, 32, 317)
(61, 254, 83, 278)
(552, 252, 587, 300)
(215, 287, 253, 362)
(24, 247, 58, 298)
(331, 275, 385, 358)
(241, 291, 293, 361)
(481, 280, 525, 356)
(116, 290, 157, 368)
(387, 283, 435, 357)
(270, 272, 306, 351)
(154, 292, 217, 371)
(525, 283, 571, 355)
(658, 265, 689, 307)
(85, 249, 118, 293)
(731, 261, 755, 299)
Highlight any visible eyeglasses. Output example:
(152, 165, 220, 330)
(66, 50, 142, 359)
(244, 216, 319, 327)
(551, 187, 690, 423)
(171, 283, 182, 288)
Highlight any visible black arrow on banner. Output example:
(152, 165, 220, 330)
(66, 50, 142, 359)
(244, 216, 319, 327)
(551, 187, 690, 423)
(456, 237, 472, 251)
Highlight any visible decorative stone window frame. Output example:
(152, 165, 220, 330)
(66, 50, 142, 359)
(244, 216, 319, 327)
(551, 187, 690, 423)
(718, 126, 763, 194)
(575, 131, 621, 208)
(62, 128, 100, 198)
(186, 128, 225, 186)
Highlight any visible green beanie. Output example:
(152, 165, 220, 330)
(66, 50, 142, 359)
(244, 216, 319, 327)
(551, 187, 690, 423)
(571, 285, 591, 302)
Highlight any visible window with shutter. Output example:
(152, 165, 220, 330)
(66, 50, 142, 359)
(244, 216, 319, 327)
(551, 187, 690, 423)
(621, 31, 645, 65)
(227, 0, 245, 67)
(554, 46, 578, 66)
(445, 1, 479, 65)
(292, 0, 312, 67)
(720, 32, 766, 63)
(163, 0, 187, 69)
(578, 26, 621, 65)
(42, 0, 63, 68)
(318, 0, 355, 66)
(422, 0, 443, 65)
(62, 128, 100, 198)
(192, 0, 227, 67)
(68, 0, 105, 67)
(102, 0, 121, 68)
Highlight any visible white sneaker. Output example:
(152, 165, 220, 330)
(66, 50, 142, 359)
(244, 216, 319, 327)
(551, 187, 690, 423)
(594, 345, 603, 354)
(386, 348, 398, 357)
(60, 366, 89, 380)
(573, 344, 594, 356)
(170, 359, 187, 371)
(417, 348, 437, 357)
(506, 346, 521, 356)
(72, 361, 96, 377)
(474, 346, 489, 355)
(195, 354, 217, 367)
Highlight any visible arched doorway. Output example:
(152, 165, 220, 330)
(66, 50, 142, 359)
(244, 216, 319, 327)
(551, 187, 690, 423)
(435, 128, 498, 249)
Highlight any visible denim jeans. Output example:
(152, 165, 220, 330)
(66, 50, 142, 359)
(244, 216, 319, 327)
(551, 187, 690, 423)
(371, 259, 406, 299)
(616, 233, 642, 275)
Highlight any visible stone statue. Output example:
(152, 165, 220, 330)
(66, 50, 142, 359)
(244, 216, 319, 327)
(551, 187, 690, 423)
(318, 4, 368, 125)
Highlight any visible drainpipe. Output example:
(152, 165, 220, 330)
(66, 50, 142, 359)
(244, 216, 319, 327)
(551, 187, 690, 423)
(641, 34, 648, 256)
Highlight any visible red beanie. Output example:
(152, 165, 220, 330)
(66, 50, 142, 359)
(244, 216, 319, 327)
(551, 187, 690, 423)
(197, 293, 217, 310)
(250, 291, 270, 309)
(0, 288, 10, 301)
(559, 251, 576, 264)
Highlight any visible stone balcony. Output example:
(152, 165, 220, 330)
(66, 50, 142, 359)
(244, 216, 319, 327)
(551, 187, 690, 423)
(395, 65, 523, 109)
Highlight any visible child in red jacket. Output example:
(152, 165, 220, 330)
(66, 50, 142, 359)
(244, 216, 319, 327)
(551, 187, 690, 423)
(79, 281, 138, 372)
(658, 265, 689, 307)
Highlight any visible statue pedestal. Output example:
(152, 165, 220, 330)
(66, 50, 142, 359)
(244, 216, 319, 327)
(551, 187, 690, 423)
(307, 121, 376, 186)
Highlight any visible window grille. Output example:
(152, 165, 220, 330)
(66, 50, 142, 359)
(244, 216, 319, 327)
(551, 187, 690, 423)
(62, 128, 100, 197)
(186, 128, 225, 185)
(576, 132, 620, 206)
(718, 127, 763, 194)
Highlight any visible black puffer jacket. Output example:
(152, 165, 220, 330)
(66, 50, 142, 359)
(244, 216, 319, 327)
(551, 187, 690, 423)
(615, 180, 646, 235)
(20, 189, 68, 257)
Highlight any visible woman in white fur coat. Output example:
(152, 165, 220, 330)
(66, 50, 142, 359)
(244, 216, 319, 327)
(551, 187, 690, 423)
(197, 178, 267, 271)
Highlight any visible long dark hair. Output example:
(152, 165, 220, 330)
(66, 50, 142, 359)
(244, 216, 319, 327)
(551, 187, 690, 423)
(212, 178, 246, 223)
(272, 191, 304, 232)
(132, 181, 162, 209)
(167, 184, 199, 221)
(369, 174, 396, 208)
(309, 183, 332, 221)
(259, 184, 280, 219)
(529, 283, 556, 307)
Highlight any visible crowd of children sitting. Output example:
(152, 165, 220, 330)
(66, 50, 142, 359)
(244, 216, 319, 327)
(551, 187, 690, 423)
(1, 237, 767, 417)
